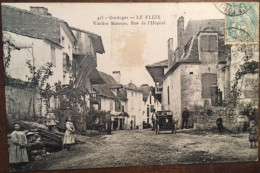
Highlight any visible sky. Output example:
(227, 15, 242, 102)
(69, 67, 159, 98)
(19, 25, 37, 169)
(4, 3, 224, 86)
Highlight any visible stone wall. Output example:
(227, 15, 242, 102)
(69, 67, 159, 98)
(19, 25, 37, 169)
(194, 107, 235, 131)
(5, 85, 35, 119)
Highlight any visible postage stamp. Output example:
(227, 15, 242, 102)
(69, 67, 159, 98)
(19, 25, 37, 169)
(216, 2, 259, 44)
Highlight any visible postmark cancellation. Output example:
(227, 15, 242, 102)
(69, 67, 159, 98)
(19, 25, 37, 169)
(218, 2, 259, 44)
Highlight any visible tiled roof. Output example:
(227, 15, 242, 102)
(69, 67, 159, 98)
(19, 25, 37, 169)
(1, 5, 76, 45)
(93, 84, 117, 99)
(124, 82, 142, 92)
(98, 71, 118, 86)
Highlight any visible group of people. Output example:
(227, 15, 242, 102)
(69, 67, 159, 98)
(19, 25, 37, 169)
(45, 109, 76, 150)
(9, 109, 76, 171)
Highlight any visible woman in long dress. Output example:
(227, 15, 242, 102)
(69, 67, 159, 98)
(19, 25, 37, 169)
(9, 123, 29, 170)
(63, 117, 75, 151)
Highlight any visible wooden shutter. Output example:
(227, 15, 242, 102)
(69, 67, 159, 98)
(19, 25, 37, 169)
(201, 73, 217, 98)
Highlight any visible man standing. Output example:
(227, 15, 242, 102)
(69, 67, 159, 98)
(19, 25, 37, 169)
(182, 107, 190, 129)
(216, 115, 224, 134)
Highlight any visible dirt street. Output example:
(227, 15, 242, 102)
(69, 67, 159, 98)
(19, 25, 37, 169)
(22, 129, 258, 171)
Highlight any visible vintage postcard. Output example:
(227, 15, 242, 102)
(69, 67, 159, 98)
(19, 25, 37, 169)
(1, 2, 259, 172)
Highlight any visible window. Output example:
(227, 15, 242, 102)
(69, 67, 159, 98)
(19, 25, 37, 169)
(63, 53, 70, 71)
(200, 35, 217, 52)
(131, 92, 133, 97)
(190, 72, 193, 75)
(150, 95, 152, 104)
(51, 46, 56, 66)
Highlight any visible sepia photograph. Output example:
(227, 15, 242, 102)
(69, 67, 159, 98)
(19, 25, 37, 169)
(1, 2, 259, 172)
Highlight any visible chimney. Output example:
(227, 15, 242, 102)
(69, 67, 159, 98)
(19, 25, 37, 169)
(30, 7, 51, 16)
(177, 16, 184, 60)
(112, 71, 121, 84)
(167, 38, 173, 68)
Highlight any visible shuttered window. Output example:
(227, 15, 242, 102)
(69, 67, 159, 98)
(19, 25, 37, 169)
(200, 35, 217, 52)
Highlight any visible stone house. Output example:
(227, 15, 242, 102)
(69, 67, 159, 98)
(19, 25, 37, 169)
(146, 17, 233, 128)
(2, 5, 76, 117)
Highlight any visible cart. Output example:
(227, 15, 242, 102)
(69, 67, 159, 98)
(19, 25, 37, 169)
(155, 111, 176, 135)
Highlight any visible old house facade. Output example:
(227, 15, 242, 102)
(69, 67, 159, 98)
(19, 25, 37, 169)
(146, 17, 233, 128)
(2, 5, 77, 117)
(71, 27, 105, 109)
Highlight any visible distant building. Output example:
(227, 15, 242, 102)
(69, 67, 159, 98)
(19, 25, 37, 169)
(123, 82, 144, 129)
(93, 71, 128, 130)
(140, 84, 161, 127)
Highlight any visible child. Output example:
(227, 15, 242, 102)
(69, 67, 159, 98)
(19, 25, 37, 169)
(9, 122, 29, 171)
(248, 120, 258, 148)
(63, 117, 75, 151)
(46, 109, 58, 131)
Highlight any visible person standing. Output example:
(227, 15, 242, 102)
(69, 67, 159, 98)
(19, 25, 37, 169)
(9, 123, 29, 171)
(248, 120, 258, 148)
(216, 115, 224, 134)
(182, 107, 190, 129)
(151, 109, 156, 131)
(63, 117, 75, 151)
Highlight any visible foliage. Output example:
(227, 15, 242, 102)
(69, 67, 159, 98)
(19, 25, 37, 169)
(86, 109, 109, 130)
(40, 83, 53, 108)
(26, 60, 53, 88)
(230, 60, 258, 107)
(241, 104, 258, 123)
(2, 33, 20, 77)
(54, 82, 89, 112)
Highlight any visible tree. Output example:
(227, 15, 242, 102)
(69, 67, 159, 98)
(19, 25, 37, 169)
(26, 60, 53, 116)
